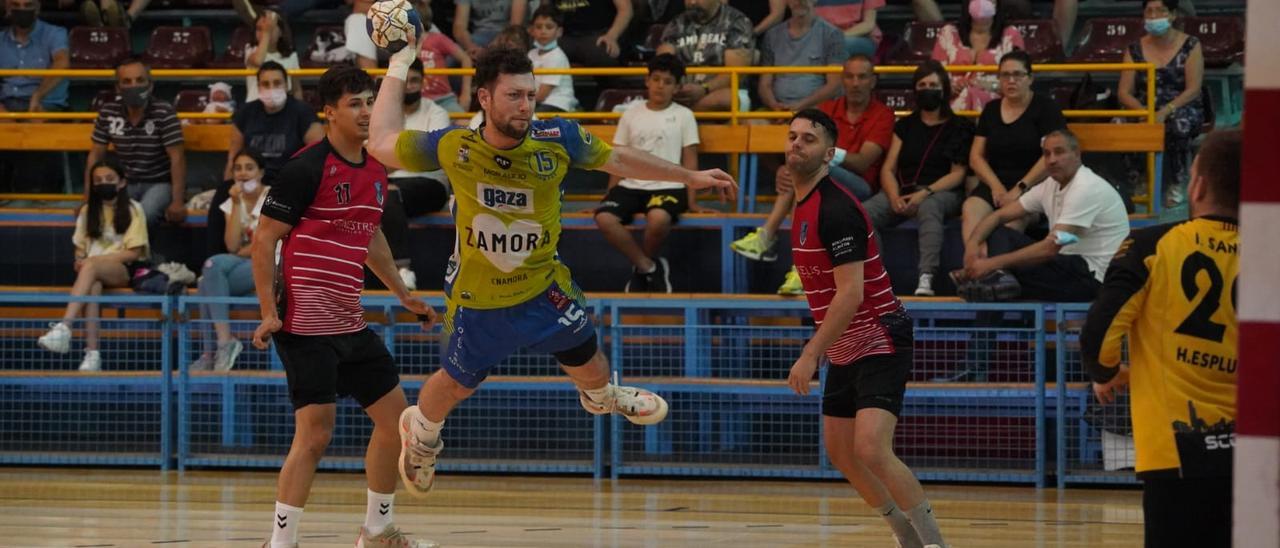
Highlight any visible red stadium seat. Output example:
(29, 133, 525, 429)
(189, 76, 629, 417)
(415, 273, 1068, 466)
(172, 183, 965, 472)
(594, 89, 647, 115)
(210, 26, 255, 69)
(1069, 18, 1143, 63)
(68, 27, 131, 69)
(143, 26, 214, 69)
(875, 88, 915, 111)
(302, 87, 324, 112)
(303, 26, 353, 68)
(173, 89, 210, 113)
(1182, 16, 1245, 67)
(90, 89, 118, 111)
(1008, 19, 1063, 63)
(892, 21, 946, 65)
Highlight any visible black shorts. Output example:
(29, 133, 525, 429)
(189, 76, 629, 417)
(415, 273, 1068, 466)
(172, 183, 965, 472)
(822, 312, 914, 418)
(273, 328, 401, 410)
(595, 186, 688, 224)
(967, 182, 1015, 209)
(1141, 472, 1232, 548)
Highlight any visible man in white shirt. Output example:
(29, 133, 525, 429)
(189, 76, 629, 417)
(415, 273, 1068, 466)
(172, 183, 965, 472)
(956, 128, 1130, 302)
(594, 54, 702, 293)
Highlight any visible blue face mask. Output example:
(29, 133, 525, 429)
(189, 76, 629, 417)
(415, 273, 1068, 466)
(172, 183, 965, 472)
(1145, 17, 1172, 36)
(537, 40, 558, 52)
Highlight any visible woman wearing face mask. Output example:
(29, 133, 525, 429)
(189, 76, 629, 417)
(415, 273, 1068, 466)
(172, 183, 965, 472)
(190, 150, 270, 372)
(931, 0, 1025, 112)
(866, 60, 974, 297)
(244, 9, 301, 102)
(1118, 0, 1204, 208)
(223, 61, 322, 185)
(37, 160, 149, 372)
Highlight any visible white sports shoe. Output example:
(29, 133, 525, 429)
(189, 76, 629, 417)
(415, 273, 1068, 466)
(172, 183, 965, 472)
(398, 267, 417, 291)
(578, 384, 669, 425)
(914, 273, 935, 297)
(78, 350, 101, 372)
(398, 406, 443, 498)
(37, 322, 71, 354)
(356, 523, 439, 547)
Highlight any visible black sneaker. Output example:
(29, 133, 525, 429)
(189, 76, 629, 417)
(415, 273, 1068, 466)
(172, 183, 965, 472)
(624, 266, 650, 293)
(959, 269, 1022, 302)
(650, 257, 672, 293)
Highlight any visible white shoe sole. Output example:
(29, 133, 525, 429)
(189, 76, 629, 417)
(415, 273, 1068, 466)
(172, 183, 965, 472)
(398, 407, 435, 498)
(730, 244, 778, 262)
(622, 393, 669, 426)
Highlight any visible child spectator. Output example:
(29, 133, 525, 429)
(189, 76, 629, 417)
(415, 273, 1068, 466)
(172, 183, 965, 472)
(415, 0, 473, 113)
(527, 5, 578, 113)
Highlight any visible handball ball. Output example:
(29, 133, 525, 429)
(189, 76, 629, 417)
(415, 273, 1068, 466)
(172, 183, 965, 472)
(366, 0, 423, 54)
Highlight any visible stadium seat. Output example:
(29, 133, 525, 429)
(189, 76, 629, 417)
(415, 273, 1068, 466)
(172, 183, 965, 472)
(594, 89, 647, 115)
(875, 88, 915, 111)
(173, 90, 209, 113)
(68, 27, 131, 69)
(892, 21, 946, 65)
(302, 87, 324, 113)
(1008, 19, 1063, 63)
(1182, 16, 1245, 67)
(90, 89, 118, 111)
(1069, 18, 1143, 63)
(210, 26, 255, 69)
(303, 26, 353, 68)
(143, 26, 214, 69)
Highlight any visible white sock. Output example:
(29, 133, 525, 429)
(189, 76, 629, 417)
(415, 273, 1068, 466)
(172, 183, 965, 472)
(364, 489, 395, 536)
(905, 500, 945, 546)
(875, 502, 923, 548)
(583, 384, 611, 404)
(409, 408, 444, 448)
(270, 501, 303, 547)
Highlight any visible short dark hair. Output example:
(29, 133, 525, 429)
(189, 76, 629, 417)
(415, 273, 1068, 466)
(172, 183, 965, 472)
(790, 108, 839, 146)
(647, 53, 685, 81)
(318, 64, 374, 106)
(912, 59, 952, 117)
(257, 60, 289, 85)
(530, 4, 564, 27)
(409, 58, 424, 75)
(1044, 128, 1080, 151)
(1196, 129, 1242, 210)
(233, 148, 267, 171)
(1000, 49, 1033, 74)
(115, 57, 150, 81)
(1146, 0, 1180, 14)
(474, 47, 534, 91)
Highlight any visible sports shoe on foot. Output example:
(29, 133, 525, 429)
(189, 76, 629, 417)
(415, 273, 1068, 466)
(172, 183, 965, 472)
(914, 272, 935, 297)
(398, 406, 443, 498)
(730, 228, 778, 262)
(260, 542, 296, 548)
(957, 269, 1021, 302)
(777, 267, 804, 296)
(356, 523, 439, 547)
(37, 322, 71, 354)
(578, 385, 669, 425)
(189, 353, 214, 372)
(398, 267, 417, 291)
(213, 339, 243, 372)
(649, 257, 671, 293)
(624, 265, 650, 293)
(79, 350, 101, 372)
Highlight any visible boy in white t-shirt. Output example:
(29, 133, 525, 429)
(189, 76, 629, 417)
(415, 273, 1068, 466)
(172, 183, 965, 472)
(526, 5, 578, 113)
(594, 54, 703, 293)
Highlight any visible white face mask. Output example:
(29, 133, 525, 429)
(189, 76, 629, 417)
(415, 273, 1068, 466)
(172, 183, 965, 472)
(260, 88, 287, 109)
(241, 179, 261, 194)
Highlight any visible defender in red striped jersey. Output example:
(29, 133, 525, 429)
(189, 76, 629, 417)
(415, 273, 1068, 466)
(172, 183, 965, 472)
(783, 109, 948, 548)
(248, 66, 439, 548)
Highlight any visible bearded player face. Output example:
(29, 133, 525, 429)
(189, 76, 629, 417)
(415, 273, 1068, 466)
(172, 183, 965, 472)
(479, 73, 537, 140)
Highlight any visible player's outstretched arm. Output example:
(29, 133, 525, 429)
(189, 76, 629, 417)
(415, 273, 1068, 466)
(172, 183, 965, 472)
(249, 217, 293, 349)
(600, 145, 739, 201)
(368, 34, 420, 171)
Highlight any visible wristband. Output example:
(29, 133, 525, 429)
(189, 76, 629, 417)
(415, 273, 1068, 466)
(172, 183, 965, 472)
(829, 147, 847, 167)
(386, 47, 417, 81)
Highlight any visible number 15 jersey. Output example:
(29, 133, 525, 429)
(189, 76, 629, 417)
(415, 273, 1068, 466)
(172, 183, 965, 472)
(394, 118, 612, 309)
(1082, 216, 1240, 475)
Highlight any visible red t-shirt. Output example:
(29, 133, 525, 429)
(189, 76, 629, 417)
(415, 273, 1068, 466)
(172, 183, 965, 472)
(791, 176, 905, 365)
(261, 139, 388, 336)
(418, 28, 463, 100)
(818, 96, 895, 192)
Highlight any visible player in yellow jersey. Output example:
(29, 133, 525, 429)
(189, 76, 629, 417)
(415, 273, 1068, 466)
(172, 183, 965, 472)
(1082, 129, 1241, 548)
(368, 38, 737, 497)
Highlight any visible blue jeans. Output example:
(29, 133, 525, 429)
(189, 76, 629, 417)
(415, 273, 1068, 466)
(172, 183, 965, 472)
(829, 165, 873, 200)
(127, 182, 172, 226)
(198, 253, 255, 348)
(844, 35, 877, 58)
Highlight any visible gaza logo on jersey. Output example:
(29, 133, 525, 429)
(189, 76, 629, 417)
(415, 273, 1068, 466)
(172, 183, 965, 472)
(478, 183, 533, 214)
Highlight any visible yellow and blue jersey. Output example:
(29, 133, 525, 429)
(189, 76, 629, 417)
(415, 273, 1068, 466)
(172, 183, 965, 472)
(395, 118, 612, 309)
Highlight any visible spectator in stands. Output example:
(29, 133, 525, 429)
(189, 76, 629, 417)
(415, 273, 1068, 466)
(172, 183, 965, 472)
(79, 0, 150, 27)
(553, 0, 633, 67)
(37, 159, 148, 372)
(381, 59, 452, 290)
(86, 58, 187, 226)
(963, 50, 1065, 243)
(865, 60, 973, 297)
(226, 61, 323, 184)
(732, 54, 893, 295)
(194, 82, 235, 125)
(416, 0, 472, 113)
(727, 0, 786, 36)
(594, 54, 702, 293)
(957, 129, 1129, 302)
(757, 0, 843, 114)
(1, 0, 68, 113)
(1117, 0, 1204, 208)
(814, 0, 884, 58)
(489, 23, 532, 52)
(190, 150, 268, 373)
(931, 0, 1024, 112)
(454, 0, 530, 57)
(528, 5, 579, 113)
(345, 0, 379, 69)
(244, 9, 301, 102)
(658, 0, 754, 111)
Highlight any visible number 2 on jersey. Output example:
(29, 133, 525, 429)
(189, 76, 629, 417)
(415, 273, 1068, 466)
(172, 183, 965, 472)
(1175, 251, 1236, 343)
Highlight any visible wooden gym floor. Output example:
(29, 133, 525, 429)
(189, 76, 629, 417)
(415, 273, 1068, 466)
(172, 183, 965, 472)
(0, 467, 1143, 547)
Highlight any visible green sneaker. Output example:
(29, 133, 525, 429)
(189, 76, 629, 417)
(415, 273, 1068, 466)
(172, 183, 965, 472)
(777, 267, 804, 296)
(730, 228, 778, 262)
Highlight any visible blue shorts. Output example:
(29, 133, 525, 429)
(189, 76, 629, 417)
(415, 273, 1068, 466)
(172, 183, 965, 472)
(442, 281, 596, 389)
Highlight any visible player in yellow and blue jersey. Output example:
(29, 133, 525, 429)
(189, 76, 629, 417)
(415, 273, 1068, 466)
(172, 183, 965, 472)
(368, 40, 737, 497)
